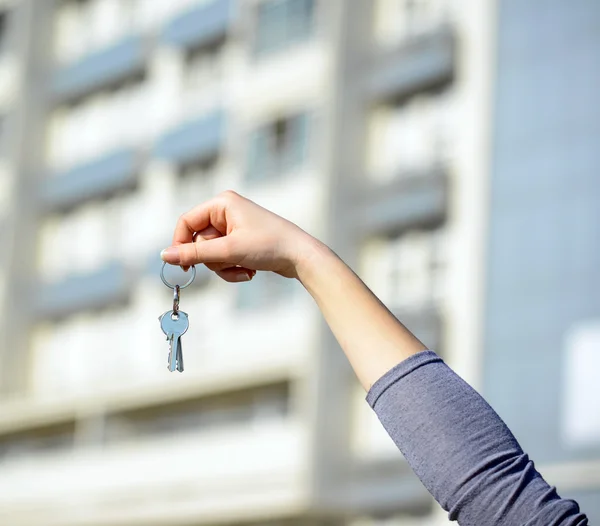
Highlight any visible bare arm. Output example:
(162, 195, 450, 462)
(294, 241, 426, 389)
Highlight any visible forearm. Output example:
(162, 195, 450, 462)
(295, 239, 426, 390)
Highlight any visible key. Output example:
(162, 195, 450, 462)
(159, 263, 196, 372)
(159, 310, 189, 372)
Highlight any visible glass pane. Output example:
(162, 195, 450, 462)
(236, 271, 296, 310)
(0, 12, 8, 55)
(255, 0, 287, 56)
(287, 0, 314, 44)
(282, 113, 309, 171)
(255, 0, 315, 57)
(236, 270, 266, 309)
(246, 128, 271, 182)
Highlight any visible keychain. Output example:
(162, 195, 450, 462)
(159, 262, 196, 372)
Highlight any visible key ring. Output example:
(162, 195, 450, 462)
(160, 262, 196, 290)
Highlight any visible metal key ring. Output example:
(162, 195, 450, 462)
(160, 262, 196, 290)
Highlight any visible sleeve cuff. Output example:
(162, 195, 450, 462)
(365, 350, 443, 408)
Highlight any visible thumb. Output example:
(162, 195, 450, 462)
(161, 236, 236, 266)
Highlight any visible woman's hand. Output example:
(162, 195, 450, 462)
(160, 190, 322, 282)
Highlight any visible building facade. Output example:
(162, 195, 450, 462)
(0, 0, 598, 525)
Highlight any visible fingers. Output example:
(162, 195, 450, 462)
(172, 192, 238, 247)
(172, 201, 220, 246)
(216, 268, 256, 283)
(177, 225, 222, 272)
(189, 226, 230, 271)
(161, 224, 256, 282)
(193, 225, 222, 242)
(162, 236, 239, 267)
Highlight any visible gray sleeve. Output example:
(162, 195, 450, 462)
(366, 350, 588, 526)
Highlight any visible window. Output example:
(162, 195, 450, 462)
(176, 160, 218, 213)
(246, 113, 311, 182)
(563, 321, 600, 448)
(181, 43, 226, 115)
(37, 193, 139, 282)
(351, 382, 399, 460)
(105, 383, 289, 442)
(0, 11, 8, 55)
(54, 0, 138, 64)
(0, 160, 8, 219)
(375, 0, 450, 45)
(368, 89, 455, 181)
(236, 271, 298, 310)
(31, 306, 140, 399)
(401, 0, 448, 35)
(389, 229, 446, 308)
(185, 43, 224, 89)
(47, 75, 150, 169)
(39, 193, 144, 277)
(361, 227, 447, 310)
(0, 426, 75, 465)
(0, 115, 6, 157)
(255, 0, 315, 57)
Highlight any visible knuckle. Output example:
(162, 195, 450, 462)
(177, 248, 191, 266)
(176, 213, 188, 229)
(219, 189, 239, 201)
(192, 242, 203, 263)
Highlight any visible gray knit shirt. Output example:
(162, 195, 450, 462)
(366, 351, 588, 525)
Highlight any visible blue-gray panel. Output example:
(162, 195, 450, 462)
(484, 0, 600, 464)
(41, 149, 140, 211)
(366, 27, 454, 101)
(360, 171, 447, 235)
(154, 110, 225, 165)
(52, 35, 148, 101)
(162, 0, 232, 49)
(36, 262, 130, 320)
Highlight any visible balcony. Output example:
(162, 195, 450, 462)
(0, 419, 306, 525)
(154, 110, 225, 165)
(357, 169, 448, 237)
(40, 148, 141, 212)
(162, 0, 233, 50)
(365, 26, 455, 102)
(0, 373, 306, 525)
(35, 261, 130, 320)
(51, 35, 149, 102)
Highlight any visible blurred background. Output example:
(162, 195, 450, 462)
(0, 0, 598, 524)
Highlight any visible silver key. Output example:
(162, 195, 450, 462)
(159, 263, 196, 373)
(159, 310, 189, 372)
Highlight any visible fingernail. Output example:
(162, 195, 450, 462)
(160, 247, 180, 264)
(233, 272, 252, 282)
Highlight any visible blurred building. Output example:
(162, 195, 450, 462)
(0, 0, 598, 525)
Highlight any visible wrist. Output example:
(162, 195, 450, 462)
(293, 235, 338, 286)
